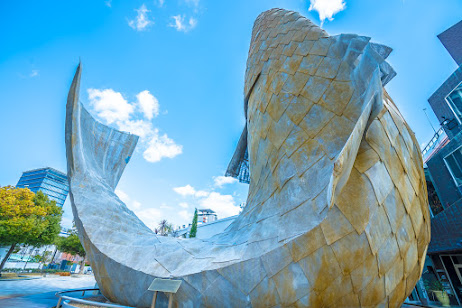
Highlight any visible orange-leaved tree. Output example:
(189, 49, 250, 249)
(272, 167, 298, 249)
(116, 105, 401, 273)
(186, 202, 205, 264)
(0, 186, 62, 273)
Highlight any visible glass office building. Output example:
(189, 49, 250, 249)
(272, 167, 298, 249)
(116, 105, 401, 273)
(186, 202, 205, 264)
(16, 167, 69, 207)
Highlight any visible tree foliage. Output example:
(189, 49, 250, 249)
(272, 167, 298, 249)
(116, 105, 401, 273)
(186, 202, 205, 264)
(0, 186, 62, 246)
(157, 219, 173, 236)
(55, 229, 87, 274)
(55, 232, 85, 258)
(189, 208, 198, 238)
(0, 186, 62, 272)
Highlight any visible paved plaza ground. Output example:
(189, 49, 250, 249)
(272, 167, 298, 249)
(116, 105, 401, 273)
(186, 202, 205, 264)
(0, 274, 96, 307)
(0, 275, 455, 308)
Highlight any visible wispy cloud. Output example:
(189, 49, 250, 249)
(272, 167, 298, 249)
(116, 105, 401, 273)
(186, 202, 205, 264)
(173, 185, 208, 197)
(137, 90, 159, 120)
(169, 15, 197, 32)
(18, 69, 40, 79)
(115, 189, 142, 210)
(88, 88, 182, 163)
(179, 210, 192, 221)
(200, 192, 239, 217)
(116, 119, 153, 138)
(134, 208, 163, 230)
(143, 129, 183, 162)
(308, 0, 346, 25)
(128, 4, 153, 31)
(105, 0, 112, 8)
(173, 181, 240, 218)
(88, 88, 134, 123)
(213, 176, 237, 188)
(185, 0, 199, 7)
(158, 0, 165, 7)
(173, 184, 196, 196)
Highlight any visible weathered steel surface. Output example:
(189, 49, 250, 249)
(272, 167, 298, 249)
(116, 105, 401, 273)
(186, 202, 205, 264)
(66, 8, 430, 307)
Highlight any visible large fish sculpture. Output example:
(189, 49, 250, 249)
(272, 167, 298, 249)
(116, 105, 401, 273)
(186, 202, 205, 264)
(66, 8, 430, 308)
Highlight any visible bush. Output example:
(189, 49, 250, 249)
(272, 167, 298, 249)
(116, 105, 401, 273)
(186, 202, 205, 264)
(57, 271, 71, 276)
(424, 279, 445, 291)
(2, 268, 64, 274)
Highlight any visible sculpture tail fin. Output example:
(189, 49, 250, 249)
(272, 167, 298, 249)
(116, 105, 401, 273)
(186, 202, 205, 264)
(65, 63, 139, 190)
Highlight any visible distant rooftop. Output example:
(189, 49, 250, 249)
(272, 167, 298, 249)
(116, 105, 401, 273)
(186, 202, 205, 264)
(21, 167, 67, 177)
(198, 209, 216, 214)
(17, 167, 69, 207)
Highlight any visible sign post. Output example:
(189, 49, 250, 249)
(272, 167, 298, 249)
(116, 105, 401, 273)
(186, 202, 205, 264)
(148, 278, 182, 308)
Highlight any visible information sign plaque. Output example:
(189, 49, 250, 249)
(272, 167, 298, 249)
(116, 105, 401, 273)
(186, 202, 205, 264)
(148, 278, 182, 308)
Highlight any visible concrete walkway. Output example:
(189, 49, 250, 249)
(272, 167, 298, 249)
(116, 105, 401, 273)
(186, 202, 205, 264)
(0, 277, 453, 308)
(0, 274, 96, 307)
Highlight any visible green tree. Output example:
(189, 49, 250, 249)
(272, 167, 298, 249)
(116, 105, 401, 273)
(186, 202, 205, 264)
(189, 208, 198, 238)
(0, 186, 62, 273)
(55, 230, 86, 274)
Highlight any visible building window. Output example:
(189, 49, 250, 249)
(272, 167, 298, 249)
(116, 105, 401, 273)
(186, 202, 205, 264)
(445, 146, 462, 186)
(427, 179, 444, 215)
(446, 83, 462, 123)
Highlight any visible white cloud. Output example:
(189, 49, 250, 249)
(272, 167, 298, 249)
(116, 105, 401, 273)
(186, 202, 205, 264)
(116, 119, 153, 138)
(143, 129, 183, 162)
(30, 70, 39, 77)
(213, 175, 237, 187)
(132, 201, 142, 210)
(174, 184, 196, 196)
(115, 189, 130, 203)
(115, 189, 142, 210)
(88, 88, 134, 124)
(185, 0, 199, 7)
(195, 190, 209, 197)
(200, 192, 240, 218)
(160, 203, 173, 210)
(128, 4, 153, 31)
(169, 15, 197, 32)
(105, 0, 112, 7)
(173, 185, 209, 198)
(173, 178, 240, 219)
(158, 0, 165, 7)
(137, 90, 159, 120)
(88, 88, 182, 163)
(308, 0, 346, 25)
(134, 208, 163, 230)
(179, 210, 192, 221)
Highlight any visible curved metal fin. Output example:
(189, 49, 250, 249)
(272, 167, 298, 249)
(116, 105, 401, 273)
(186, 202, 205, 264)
(65, 63, 139, 190)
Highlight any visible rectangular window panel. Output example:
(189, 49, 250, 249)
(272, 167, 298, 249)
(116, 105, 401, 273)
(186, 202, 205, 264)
(446, 152, 462, 186)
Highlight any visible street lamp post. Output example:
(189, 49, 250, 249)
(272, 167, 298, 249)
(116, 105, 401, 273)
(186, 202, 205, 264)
(423, 108, 438, 135)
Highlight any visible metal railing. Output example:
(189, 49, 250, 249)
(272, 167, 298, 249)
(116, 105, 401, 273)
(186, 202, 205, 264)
(55, 288, 134, 308)
(422, 127, 446, 158)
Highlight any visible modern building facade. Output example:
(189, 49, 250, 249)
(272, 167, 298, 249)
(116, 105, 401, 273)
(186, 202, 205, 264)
(438, 20, 462, 66)
(197, 208, 217, 224)
(16, 167, 69, 207)
(422, 19, 462, 306)
(176, 215, 237, 239)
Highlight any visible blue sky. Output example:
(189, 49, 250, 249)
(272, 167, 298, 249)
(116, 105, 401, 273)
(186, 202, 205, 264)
(1, 0, 461, 230)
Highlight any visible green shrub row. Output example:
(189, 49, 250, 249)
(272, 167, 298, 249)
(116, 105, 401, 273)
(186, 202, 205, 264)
(1, 268, 65, 273)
